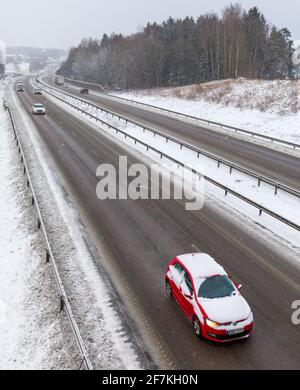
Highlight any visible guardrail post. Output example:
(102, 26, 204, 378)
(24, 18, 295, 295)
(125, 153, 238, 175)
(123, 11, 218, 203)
(259, 209, 263, 216)
(46, 249, 50, 263)
(275, 185, 278, 195)
(37, 218, 41, 229)
(258, 178, 261, 187)
(60, 296, 65, 312)
(230, 166, 233, 174)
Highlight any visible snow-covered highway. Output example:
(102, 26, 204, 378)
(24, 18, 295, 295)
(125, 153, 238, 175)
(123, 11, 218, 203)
(5, 76, 300, 369)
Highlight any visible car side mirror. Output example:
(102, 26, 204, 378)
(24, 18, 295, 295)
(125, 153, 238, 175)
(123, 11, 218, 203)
(230, 275, 242, 291)
(181, 280, 194, 299)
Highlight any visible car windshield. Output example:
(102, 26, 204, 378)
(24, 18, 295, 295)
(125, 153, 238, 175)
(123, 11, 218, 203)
(198, 275, 235, 299)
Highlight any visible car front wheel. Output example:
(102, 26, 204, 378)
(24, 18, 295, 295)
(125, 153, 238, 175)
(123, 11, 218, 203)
(165, 279, 172, 298)
(193, 317, 202, 338)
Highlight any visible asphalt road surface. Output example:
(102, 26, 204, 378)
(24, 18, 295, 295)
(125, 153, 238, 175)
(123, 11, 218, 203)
(56, 80, 300, 192)
(13, 79, 300, 369)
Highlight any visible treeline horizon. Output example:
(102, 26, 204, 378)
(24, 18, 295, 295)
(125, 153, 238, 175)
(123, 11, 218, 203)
(58, 3, 295, 90)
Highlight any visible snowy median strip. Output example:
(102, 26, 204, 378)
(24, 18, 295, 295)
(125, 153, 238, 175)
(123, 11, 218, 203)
(40, 79, 300, 200)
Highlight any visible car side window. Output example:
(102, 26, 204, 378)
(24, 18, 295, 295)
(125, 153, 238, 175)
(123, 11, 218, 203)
(173, 262, 184, 273)
(184, 272, 194, 295)
(171, 262, 185, 286)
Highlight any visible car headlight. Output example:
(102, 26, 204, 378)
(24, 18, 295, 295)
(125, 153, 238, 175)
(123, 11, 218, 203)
(205, 319, 220, 328)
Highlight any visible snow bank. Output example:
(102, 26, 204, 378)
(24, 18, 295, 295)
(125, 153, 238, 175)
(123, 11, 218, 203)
(116, 79, 300, 144)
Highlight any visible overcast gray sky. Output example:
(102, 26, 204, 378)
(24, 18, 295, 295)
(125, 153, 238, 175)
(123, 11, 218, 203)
(0, 0, 299, 49)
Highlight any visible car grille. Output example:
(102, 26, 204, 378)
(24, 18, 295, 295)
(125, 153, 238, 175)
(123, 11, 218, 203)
(220, 318, 247, 326)
(208, 330, 249, 341)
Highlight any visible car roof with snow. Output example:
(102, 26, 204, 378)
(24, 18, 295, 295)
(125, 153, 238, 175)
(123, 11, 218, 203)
(177, 253, 227, 279)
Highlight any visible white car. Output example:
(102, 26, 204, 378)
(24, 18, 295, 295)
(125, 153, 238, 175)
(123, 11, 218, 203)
(32, 103, 46, 115)
(165, 253, 254, 342)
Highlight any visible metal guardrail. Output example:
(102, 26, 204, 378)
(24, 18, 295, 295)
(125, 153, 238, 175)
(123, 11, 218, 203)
(64, 77, 300, 151)
(3, 99, 93, 371)
(64, 77, 105, 92)
(39, 78, 300, 200)
(36, 81, 300, 233)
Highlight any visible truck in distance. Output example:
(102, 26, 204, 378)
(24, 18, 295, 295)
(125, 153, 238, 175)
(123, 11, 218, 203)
(55, 75, 65, 86)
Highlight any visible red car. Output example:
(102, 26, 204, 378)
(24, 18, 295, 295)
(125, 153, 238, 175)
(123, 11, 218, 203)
(165, 253, 254, 342)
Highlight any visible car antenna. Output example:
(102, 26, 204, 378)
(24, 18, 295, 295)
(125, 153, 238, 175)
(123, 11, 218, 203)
(190, 244, 201, 255)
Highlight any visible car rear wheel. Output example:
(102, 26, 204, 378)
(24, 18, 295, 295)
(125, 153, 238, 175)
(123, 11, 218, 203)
(165, 280, 172, 298)
(193, 317, 202, 338)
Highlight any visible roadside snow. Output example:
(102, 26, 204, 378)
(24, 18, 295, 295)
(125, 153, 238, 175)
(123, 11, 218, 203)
(0, 81, 79, 369)
(115, 79, 300, 145)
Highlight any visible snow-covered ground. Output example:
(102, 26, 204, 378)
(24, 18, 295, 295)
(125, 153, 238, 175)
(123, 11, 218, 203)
(6, 80, 146, 370)
(5, 62, 30, 75)
(0, 80, 79, 369)
(39, 81, 300, 263)
(115, 79, 300, 145)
